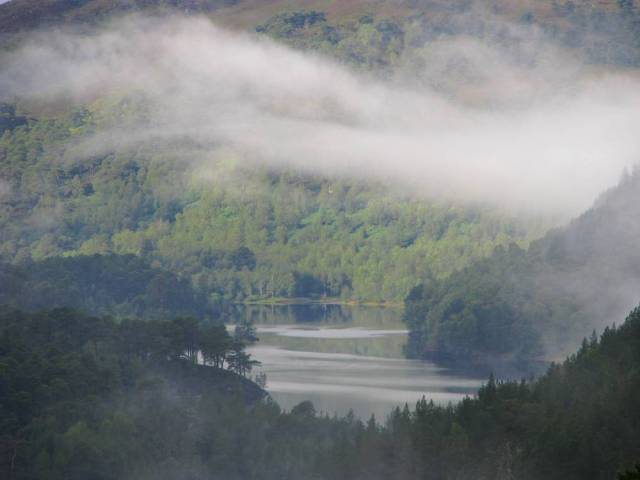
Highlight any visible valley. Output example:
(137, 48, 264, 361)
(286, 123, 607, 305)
(2, 0, 640, 478)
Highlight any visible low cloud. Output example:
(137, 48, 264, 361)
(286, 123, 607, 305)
(2, 15, 640, 217)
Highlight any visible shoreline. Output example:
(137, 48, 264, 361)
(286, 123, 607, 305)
(236, 297, 404, 308)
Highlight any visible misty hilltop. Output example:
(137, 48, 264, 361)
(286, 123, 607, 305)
(0, 0, 639, 345)
(2, 0, 640, 68)
(405, 167, 640, 366)
(3, 1, 640, 479)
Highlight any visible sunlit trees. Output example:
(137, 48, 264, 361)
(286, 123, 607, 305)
(0, 102, 534, 306)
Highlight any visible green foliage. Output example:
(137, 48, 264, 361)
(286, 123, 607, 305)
(620, 465, 640, 480)
(404, 244, 545, 362)
(0, 103, 27, 134)
(0, 102, 534, 304)
(256, 11, 406, 70)
(254, 4, 640, 72)
(322, 306, 640, 480)
(0, 254, 214, 320)
(0, 306, 266, 478)
(405, 168, 640, 361)
(4, 0, 640, 72)
(0, 306, 352, 480)
(4, 303, 640, 479)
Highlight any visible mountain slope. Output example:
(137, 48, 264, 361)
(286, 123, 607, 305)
(329, 305, 640, 480)
(405, 167, 640, 363)
(1, 0, 639, 307)
(0, 306, 266, 479)
(0, 254, 215, 319)
(2, 300, 640, 478)
(0, 100, 536, 303)
(2, 0, 640, 68)
(0, 0, 238, 33)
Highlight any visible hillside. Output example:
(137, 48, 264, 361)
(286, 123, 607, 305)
(2, 299, 640, 478)
(329, 305, 640, 480)
(0, 307, 267, 479)
(1, 0, 639, 306)
(405, 167, 640, 364)
(2, 0, 640, 68)
(0, 0, 237, 33)
(0, 253, 215, 319)
(2, 2, 640, 479)
(0, 98, 537, 304)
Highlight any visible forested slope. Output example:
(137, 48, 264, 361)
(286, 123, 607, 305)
(2, 301, 640, 479)
(0, 254, 214, 319)
(325, 305, 640, 480)
(0, 100, 533, 303)
(3, 0, 640, 69)
(405, 167, 640, 363)
(2, 0, 640, 306)
(0, 307, 266, 479)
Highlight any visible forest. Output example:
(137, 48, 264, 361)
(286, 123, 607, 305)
(2, 0, 640, 478)
(2, 304, 640, 479)
(2, 0, 640, 308)
(404, 167, 640, 364)
(0, 254, 214, 319)
(0, 99, 535, 304)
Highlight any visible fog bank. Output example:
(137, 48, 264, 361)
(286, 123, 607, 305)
(2, 15, 640, 216)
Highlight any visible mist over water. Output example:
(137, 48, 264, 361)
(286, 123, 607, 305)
(2, 15, 640, 217)
(240, 305, 482, 419)
(2, 9, 637, 409)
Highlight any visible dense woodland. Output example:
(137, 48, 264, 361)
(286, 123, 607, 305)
(2, 1, 640, 479)
(2, 305, 640, 479)
(0, 99, 534, 304)
(405, 167, 640, 363)
(255, 2, 640, 69)
(3, 0, 640, 68)
(3, 0, 640, 307)
(0, 307, 268, 479)
(0, 254, 214, 319)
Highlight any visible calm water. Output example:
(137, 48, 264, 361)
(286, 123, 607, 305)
(230, 304, 483, 420)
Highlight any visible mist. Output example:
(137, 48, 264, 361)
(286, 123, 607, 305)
(2, 15, 640, 217)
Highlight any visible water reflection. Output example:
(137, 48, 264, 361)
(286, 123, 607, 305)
(232, 304, 483, 419)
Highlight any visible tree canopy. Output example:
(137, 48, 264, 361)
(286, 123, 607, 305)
(404, 168, 640, 364)
(3, 304, 640, 478)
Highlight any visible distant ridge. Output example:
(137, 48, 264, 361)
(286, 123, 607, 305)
(405, 167, 640, 365)
(0, 0, 239, 33)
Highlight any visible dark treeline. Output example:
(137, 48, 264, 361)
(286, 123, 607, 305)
(0, 254, 215, 319)
(336, 307, 640, 480)
(405, 167, 640, 364)
(2, 305, 640, 479)
(0, 306, 265, 479)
